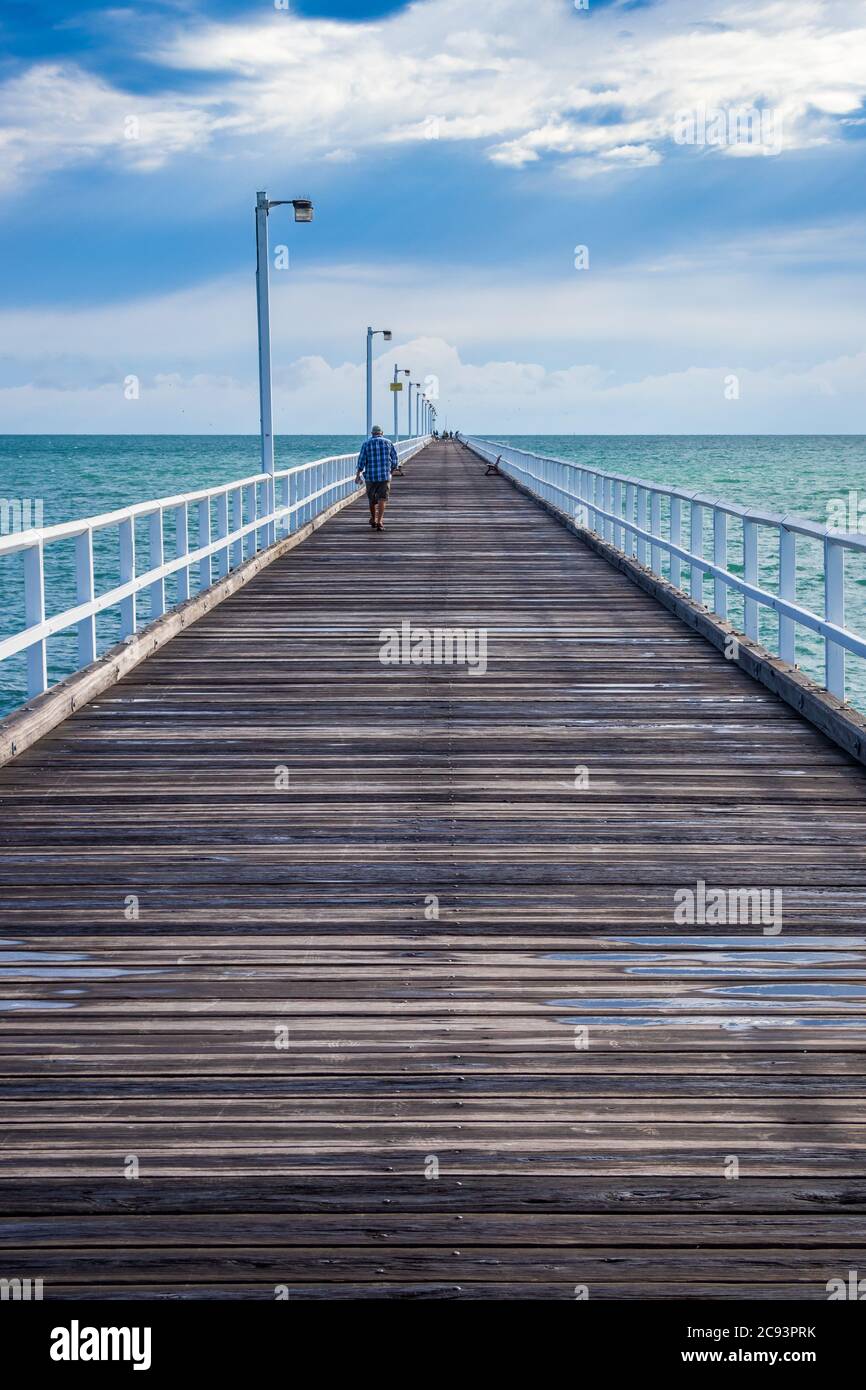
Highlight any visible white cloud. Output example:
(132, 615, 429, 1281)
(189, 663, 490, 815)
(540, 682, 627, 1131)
(1, 0, 866, 187)
(2, 305, 865, 434)
(2, 237, 865, 377)
(0, 63, 211, 188)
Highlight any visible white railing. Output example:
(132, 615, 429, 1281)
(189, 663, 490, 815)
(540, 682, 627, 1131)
(465, 435, 866, 702)
(1, 436, 430, 701)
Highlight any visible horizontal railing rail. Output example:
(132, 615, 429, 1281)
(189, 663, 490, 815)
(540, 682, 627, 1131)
(464, 434, 866, 702)
(1, 436, 430, 702)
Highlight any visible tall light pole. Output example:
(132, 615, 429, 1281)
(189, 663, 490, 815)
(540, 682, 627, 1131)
(392, 365, 410, 440)
(407, 381, 414, 437)
(414, 384, 422, 436)
(256, 190, 313, 543)
(366, 327, 392, 437)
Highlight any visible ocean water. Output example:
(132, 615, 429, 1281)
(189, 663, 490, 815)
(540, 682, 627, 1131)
(1, 434, 865, 718)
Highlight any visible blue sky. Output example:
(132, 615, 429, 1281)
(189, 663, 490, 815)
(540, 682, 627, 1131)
(1, 0, 865, 432)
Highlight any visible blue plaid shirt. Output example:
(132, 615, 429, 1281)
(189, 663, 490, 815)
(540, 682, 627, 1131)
(357, 434, 398, 482)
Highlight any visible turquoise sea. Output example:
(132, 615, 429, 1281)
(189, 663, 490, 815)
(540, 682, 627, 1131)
(1, 434, 865, 718)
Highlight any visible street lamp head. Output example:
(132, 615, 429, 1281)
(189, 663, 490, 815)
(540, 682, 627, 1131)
(382, 330, 392, 341)
(260, 195, 314, 220)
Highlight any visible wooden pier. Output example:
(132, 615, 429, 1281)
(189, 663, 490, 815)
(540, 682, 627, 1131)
(1, 437, 865, 1299)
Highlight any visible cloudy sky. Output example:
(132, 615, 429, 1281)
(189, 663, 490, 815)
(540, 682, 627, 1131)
(1, 0, 866, 432)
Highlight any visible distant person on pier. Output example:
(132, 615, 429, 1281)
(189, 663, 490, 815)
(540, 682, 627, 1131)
(355, 425, 399, 532)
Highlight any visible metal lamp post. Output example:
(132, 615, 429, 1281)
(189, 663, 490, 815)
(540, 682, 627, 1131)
(255, 190, 313, 543)
(366, 327, 392, 437)
(392, 365, 410, 441)
(414, 384, 422, 437)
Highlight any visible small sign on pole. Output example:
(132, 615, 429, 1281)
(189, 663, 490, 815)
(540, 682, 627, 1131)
(389, 382, 403, 391)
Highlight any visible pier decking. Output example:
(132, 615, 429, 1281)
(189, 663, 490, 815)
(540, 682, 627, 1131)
(1, 437, 865, 1299)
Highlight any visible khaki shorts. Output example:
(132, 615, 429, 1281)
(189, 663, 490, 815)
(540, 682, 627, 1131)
(366, 479, 391, 504)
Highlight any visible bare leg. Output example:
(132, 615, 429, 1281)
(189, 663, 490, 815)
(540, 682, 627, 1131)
(375, 500, 387, 528)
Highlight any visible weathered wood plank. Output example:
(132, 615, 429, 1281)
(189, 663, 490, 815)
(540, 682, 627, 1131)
(1, 438, 865, 1298)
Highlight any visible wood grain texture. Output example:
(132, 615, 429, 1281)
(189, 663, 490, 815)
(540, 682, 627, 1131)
(1, 438, 865, 1299)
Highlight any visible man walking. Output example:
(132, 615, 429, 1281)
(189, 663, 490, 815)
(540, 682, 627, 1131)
(355, 425, 399, 532)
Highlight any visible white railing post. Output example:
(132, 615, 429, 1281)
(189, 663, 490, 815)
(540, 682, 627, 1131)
(119, 516, 136, 638)
(260, 477, 270, 549)
(230, 489, 243, 569)
(612, 479, 622, 549)
(198, 498, 211, 591)
(267, 475, 276, 547)
(670, 496, 682, 589)
(650, 492, 662, 574)
(175, 503, 190, 603)
(625, 483, 636, 557)
(825, 536, 845, 698)
(23, 542, 47, 697)
(743, 517, 758, 641)
(215, 493, 229, 578)
(690, 502, 704, 604)
(713, 508, 727, 619)
(245, 483, 257, 558)
(289, 469, 298, 532)
(779, 526, 796, 664)
(280, 474, 290, 536)
(148, 510, 165, 619)
(636, 488, 648, 566)
(75, 528, 96, 668)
